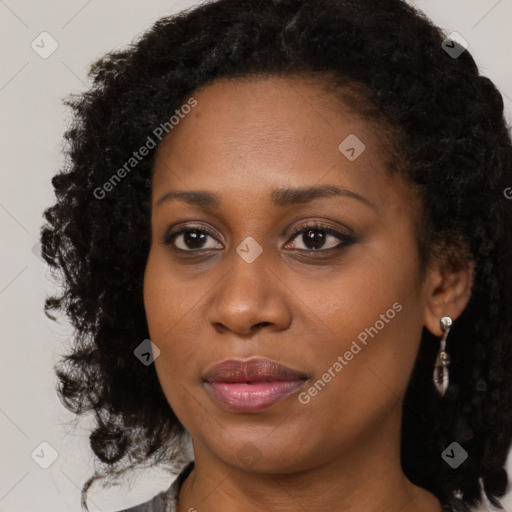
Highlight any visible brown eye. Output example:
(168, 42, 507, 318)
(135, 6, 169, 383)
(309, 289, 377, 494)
(164, 227, 223, 251)
(285, 222, 353, 252)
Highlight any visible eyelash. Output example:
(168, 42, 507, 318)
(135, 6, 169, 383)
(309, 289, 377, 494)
(163, 221, 354, 256)
(286, 222, 354, 253)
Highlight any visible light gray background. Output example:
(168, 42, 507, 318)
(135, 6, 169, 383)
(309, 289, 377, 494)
(1, 1, 511, 511)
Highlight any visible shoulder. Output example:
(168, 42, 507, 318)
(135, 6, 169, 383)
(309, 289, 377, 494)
(115, 461, 195, 512)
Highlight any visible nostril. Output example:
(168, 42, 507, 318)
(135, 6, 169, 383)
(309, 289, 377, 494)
(254, 322, 272, 329)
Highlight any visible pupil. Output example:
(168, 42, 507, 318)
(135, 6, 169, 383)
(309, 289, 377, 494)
(184, 230, 206, 249)
(303, 230, 325, 249)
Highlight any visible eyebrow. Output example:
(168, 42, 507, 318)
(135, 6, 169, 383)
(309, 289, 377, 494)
(155, 184, 376, 210)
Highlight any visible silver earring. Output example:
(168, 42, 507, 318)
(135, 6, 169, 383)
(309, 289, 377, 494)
(433, 316, 452, 397)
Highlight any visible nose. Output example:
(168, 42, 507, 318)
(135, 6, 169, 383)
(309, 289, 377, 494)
(207, 247, 292, 336)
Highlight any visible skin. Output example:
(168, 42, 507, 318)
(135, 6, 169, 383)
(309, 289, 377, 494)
(143, 76, 473, 512)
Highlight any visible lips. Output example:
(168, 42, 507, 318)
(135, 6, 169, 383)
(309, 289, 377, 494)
(203, 357, 307, 383)
(203, 357, 308, 413)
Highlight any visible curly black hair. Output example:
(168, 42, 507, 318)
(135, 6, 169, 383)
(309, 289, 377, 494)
(41, 0, 512, 510)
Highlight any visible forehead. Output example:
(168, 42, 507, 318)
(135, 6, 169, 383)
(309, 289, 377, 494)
(151, 75, 398, 206)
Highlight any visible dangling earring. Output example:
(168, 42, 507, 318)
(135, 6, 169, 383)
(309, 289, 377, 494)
(433, 316, 452, 397)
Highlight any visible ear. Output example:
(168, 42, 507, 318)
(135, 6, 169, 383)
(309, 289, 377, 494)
(423, 259, 475, 337)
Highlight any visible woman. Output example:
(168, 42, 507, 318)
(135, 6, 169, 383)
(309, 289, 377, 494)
(40, 0, 512, 511)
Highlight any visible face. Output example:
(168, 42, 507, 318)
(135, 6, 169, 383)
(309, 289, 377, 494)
(143, 76, 434, 474)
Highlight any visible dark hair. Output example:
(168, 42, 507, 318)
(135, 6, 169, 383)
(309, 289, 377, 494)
(41, 0, 512, 510)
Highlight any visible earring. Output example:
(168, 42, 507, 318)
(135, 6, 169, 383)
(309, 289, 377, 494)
(433, 316, 452, 397)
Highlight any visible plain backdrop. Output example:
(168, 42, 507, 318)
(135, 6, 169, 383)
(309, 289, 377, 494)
(1, 1, 511, 511)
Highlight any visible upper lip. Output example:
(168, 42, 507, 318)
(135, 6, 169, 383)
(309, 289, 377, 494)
(203, 357, 307, 383)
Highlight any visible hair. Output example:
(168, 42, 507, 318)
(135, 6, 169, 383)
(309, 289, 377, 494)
(40, 0, 512, 510)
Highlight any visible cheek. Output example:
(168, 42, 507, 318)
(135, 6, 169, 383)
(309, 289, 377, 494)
(143, 247, 204, 344)
(285, 292, 424, 455)
(143, 248, 209, 396)
(144, 249, 200, 388)
(291, 242, 425, 396)
(143, 253, 195, 421)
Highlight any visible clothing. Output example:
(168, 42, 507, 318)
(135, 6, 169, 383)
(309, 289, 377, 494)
(117, 461, 194, 512)
(117, 460, 459, 512)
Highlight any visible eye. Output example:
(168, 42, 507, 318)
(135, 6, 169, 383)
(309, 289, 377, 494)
(163, 225, 223, 252)
(163, 221, 354, 254)
(284, 222, 353, 252)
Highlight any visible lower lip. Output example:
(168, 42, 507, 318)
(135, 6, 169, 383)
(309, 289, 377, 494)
(204, 380, 306, 412)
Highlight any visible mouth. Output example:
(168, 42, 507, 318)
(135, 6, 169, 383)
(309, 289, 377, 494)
(202, 357, 308, 413)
